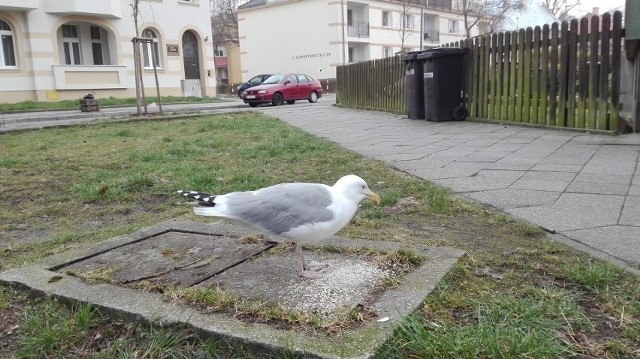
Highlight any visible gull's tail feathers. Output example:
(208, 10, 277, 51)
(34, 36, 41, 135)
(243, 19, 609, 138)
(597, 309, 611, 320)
(177, 190, 217, 207)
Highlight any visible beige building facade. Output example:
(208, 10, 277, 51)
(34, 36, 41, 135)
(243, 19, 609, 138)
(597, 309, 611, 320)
(0, 0, 216, 103)
(237, 0, 476, 82)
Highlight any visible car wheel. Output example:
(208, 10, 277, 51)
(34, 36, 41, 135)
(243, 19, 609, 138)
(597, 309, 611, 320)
(286, 100, 295, 104)
(237, 90, 243, 97)
(272, 93, 284, 106)
(248, 103, 259, 108)
(308, 91, 318, 103)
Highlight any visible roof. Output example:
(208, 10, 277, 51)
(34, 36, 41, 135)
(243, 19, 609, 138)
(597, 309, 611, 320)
(237, 0, 268, 10)
(501, 0, 557, 31)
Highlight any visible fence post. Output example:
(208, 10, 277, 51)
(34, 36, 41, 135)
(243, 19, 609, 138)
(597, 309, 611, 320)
(611, 11, 622, 132)
(567, 19, 578, 128)
(577, 17, 589, 129)
(531, 27, 540, 124)
(539, 25, 549, 125)
(598, 13, 611, 130)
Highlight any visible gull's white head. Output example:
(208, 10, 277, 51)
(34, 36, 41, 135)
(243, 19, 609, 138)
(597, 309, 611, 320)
(333, 175, 380, 205)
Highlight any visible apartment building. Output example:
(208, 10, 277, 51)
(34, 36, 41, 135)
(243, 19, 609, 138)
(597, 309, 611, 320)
(0, 0, 215, 103)
(237, 0, 476, 82)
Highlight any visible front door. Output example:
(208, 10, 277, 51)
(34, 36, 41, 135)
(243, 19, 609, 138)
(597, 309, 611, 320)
(182, 31, 200, 80)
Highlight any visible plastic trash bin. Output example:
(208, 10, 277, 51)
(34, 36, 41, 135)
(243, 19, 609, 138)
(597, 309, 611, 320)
(417, 47, 470, 122)
(402, 50, 426, 119)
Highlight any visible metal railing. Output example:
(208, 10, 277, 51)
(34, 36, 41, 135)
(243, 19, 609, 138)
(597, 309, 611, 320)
(423, 28, 440, 43)
(347, 21, 369, 38)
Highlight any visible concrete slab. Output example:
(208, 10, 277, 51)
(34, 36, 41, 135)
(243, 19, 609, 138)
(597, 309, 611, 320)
(506, 193, 625, 232)
(0, 220, 464, 359)
(464, 188, 561, 209)
(562, 226, 640, 265)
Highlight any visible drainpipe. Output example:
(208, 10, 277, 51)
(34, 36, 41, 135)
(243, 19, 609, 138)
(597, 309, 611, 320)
(341, 0, 346, 65)
(420, 0, 424, 50)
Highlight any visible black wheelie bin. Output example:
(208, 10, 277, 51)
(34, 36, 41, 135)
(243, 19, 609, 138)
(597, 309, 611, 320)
(417, 47, 470, 122)
(402, 50, 426, 119)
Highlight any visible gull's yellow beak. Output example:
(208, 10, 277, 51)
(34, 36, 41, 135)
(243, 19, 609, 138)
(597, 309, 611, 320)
(367, 191, 380, 205)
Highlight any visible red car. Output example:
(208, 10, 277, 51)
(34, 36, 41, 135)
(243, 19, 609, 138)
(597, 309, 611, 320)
(242, 73, 323, 107)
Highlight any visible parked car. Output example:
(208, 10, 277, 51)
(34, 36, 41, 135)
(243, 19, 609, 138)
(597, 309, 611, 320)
(242, 74, 323, 107)
(237, 74, 274, 97)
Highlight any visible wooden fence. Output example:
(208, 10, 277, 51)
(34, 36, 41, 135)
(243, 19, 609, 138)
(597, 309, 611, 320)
(336, 55, 405, 113)
(336, 11, 624, 133)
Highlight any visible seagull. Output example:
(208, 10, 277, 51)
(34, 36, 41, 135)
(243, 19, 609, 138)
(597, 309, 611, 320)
(177, 175, 380, 279)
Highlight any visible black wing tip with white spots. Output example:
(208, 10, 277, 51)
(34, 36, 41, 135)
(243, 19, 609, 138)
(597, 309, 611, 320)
(177, 190, 217, 206)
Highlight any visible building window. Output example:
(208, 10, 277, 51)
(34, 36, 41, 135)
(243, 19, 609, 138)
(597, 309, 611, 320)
(90, 26, 105, 65)
(402, 14, 414, 29)
(382, 11, 391, 27)
(0, 19, 17, 67)
(214, 47, 226, 57)
(448, 20, 458, 34)
(142, 28, 161, 68)
(383, 47, 392, 58)
(58, 23, 113, 66)
(216, 68, 228, 83)
(62, 24, 81, 65)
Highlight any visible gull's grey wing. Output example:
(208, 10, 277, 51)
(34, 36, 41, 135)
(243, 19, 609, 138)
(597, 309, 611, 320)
(223, 183, 334, 235)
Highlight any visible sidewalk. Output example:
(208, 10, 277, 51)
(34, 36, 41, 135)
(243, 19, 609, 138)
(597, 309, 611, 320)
(0, 97, 246, 132)
(1, 95, 639, 273)
(262, 100, 640, 273)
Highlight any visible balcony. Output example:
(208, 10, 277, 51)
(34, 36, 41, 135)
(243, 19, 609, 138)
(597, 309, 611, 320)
(45, 0, 122, 19)
(347, 21, 369, 38)
(214, 56, 228, 68)
(423, 28, 440, 43)
(426, 0, 453, 11)
(0, 0, 38, 12)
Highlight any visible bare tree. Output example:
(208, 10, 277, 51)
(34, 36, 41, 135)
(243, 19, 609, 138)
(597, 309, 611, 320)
(210, 0, 240, 47)
(129, 0, 147, 115)
(483, 0, 520, 33)
(541, 0, 581, 21)
(395, 0, 417, 52)
(460, 0, 519, 38)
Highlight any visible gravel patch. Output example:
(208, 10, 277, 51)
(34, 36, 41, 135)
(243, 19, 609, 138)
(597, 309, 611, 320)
(282, 258, 388, 315)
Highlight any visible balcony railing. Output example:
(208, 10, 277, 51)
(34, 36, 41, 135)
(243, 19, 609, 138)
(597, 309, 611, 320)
(425, 0, 453, 11)
(347, 21, 369, 38)
(423, 28, 440, 43)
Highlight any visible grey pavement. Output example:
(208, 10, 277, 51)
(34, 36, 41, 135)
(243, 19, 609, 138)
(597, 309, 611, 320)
(2, 94, 639, 271)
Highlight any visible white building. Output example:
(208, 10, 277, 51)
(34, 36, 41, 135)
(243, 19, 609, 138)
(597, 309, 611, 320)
(237, 0, 476, 82)
(0, 0, 216, 103)
(499, 0, 557, 32)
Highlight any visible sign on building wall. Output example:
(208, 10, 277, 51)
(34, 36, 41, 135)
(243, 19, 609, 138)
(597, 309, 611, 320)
(167, 44, 180, 56)
(291, 52, 331, 60)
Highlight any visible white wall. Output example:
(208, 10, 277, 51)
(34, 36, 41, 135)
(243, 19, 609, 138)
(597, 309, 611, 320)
(239, 0, 336, 80)
(0, 0, 215, 102)
(238, 0, 472, 80)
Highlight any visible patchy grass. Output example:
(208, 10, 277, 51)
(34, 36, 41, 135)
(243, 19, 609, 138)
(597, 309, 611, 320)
(0, 112, 639, 358)
(0, 96, 224, 113)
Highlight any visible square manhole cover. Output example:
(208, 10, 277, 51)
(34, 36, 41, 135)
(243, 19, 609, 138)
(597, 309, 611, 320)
(0, 220, 464, 358)
(56, 230, 273, 287)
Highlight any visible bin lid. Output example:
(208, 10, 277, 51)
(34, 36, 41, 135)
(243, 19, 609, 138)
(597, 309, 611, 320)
(417, 47, 470, 59)
(402, 50, 427, 61)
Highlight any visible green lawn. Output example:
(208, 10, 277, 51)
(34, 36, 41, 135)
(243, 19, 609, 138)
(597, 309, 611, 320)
(0, 96, 223, 113)
(0, 112, 638, 358)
